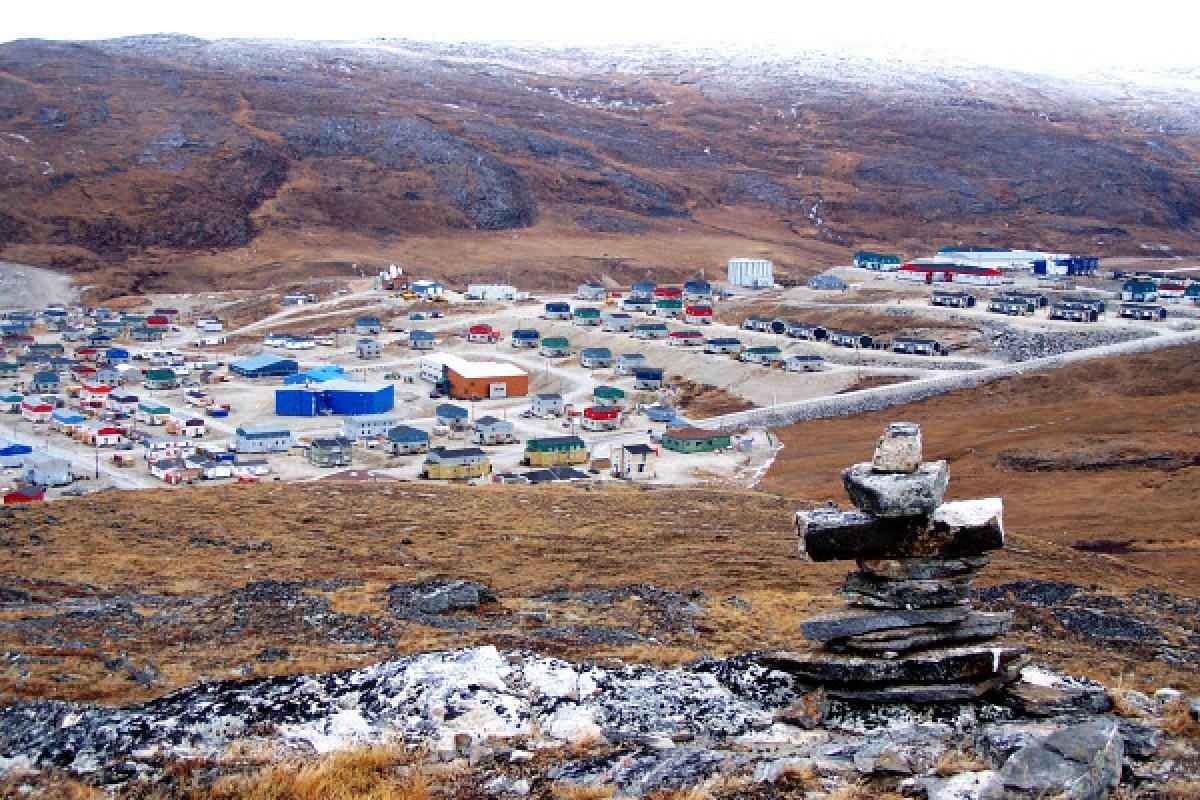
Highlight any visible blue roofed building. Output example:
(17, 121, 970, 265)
(283, 365, 348, 385)
(230, 353, 299, 378)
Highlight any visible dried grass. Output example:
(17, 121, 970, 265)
(1158, 780, 1200, 799)
(550, 784, 615, 800)
(1160, 698, 1200, 741)
(933, 749, 988, 777)
(201, 744, 425, 800)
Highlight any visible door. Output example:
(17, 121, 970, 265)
(489, 382, 507, 399)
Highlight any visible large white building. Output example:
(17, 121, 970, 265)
(465, 284, 518, 302)
(727, 258, 774, 288)
(931, 248, 1068, 272)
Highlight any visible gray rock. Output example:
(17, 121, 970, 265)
(824, 672, 1018, 703)
(843, 460, 948, 517)
(762, 644, 1026, 688)
(830, 612, 1013, 655)
(797, 499, 1004, 562)
(922, 770, 1003, 800)
(872, 422, 923, 473)
(1003, 666, 1113, 717)
(858, 556, 990, 581)
(842, 571, 973, 609)
(986, 718, 1123, 800)
(799, 604, 972, 642)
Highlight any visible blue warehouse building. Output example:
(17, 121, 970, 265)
(283, 365, 347, 385)
(275, 379, 394, 417)
(231, 353, 299, 378)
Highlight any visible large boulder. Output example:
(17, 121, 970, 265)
(984, 718, 1123, 800)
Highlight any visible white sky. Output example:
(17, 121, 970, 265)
(2, 1, 1199, 76)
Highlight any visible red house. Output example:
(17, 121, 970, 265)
(146, 316, 170, 328)
(669, 330, 704, 347)
(3, 487, 45, 504)
(20, 401, 53, 423)
(654, 286, 683, 299)
(466, 324, 501, 343)
(684, 305, 713, 325)
(581, 404, 621, 431)
(76, 347, 99, 362)
(80, 383, 113, 408)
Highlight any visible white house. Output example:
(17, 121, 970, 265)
(531, 393, 565, 417)
(466, 284, 518, 302)
(614, 443, 657, 481)
(342, 414, 399, 440)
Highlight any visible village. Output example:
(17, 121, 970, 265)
(2, 248, 1198, 504)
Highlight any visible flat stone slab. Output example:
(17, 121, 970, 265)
(797, 498, 1004, 561)
(823, 672, 1018, 704)
(800, 605, 972, 642)
(829, 612, 1013, 655)
(857, 556, 990, 581)
(762, 644, 1027, 688)
(843, 460, 948, 517)
(842, 572, 974, 609)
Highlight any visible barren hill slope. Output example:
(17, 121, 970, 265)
(0, 37, 1198, 295)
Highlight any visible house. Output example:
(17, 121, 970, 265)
(662, 426, 732, 453)
(669, 330, 704, 347)
(466, 324, 501, 344)
(741, 345, 784, 365)
(524, 436, 588, 467)
(576, 282, 607, 301)
(142, 368, 178, 390)
(511, 328, 541, 348)
(531, 393, 565, 417)
(230, 353, 299, 378)
(355, 317, 384, 335)
(307, 437, 353, 468)
(540, 337, 571, 358)
(615, 352, 648, 375)
(829, 330, 874, 349)
(386, 425, 431, 455)
(807, 273, 848, 291)
(1186, 284, 1200, 305)
(466, 283, 518, 302)
(581, 405, 621, 431)
(1049, 304, 1098, 322)
(133, 401, 169, 425)
(79, 382, 112, 409)
(854, 252, 901, 271)
(282, 293, 318, 306)
(29, 371, 60, 393)
(643, 405, 677, 424)
(1058, 296, 1107, 314)
(613, 443, 658, 481)
(898, 263, 1005, 285)
(23, 453, 73, 486)
(420, 354, 529, 399)
(622, 297, 655, 313)
(0, 439, 33, 467)
(892, 337, 944, 356)
(76, 421, 126, 447)
(785, 354, 826, 372)
(1121, 280, 1159, 303)
(654, 286, 683, 300)
(998, 291, 1049, 308)
(652, 299, 684, 318)
(409, 330, 437, 350)
(633, 322, 669, 340)
(521, 466, 590, 484)
(684, 305, 713, 325)
(471, 416, 517, 445)
(95, 366, 124, 386)
(235, 424, 294, 453)
(184, 456, 236, 480)
(593, 385, 626, 406)
(142, 435, 195, 462)
(1118, 304, 1168, 321)
(356, 338, 382, 359)
(630, 281, 657, 300)
(785, 322, 828, 341)
(342, 413, 399, 440)
(543, 301, 572, 320)
(422, 447, 491, 479)
(1157, 283, 1188, 304)
(50, 409, 86, 433)
(931, 290, 977, 308)
(741, 316, 771, 332)
(727, 257, 774, 288)
(411, 279, 445, 299)
(602, 312, 634, 332)
(988, 297, 1035, 316)
(20, 400, 54, 423)
(435, 403, 471, 431)
(573, 307, 602, 326)
(167, 412, 206, 438)
(580, 347, 613, 368)
(149, 457, 202, 484)
(0, 392, 22, 414)
(704, 337, 743, 355)
(633, 366, 665, 390)
(682, 280, 713, 302)
(131, 326, 164, 342)
(4, 486, 45, 505)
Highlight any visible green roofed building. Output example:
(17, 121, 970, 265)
(593, 385, 626, 404)
(540, 337, 571, 357)
(523, 435, 589, 467)
(0, 362, 17, 374)
(143, 368, 178, 389)
(662, 426, 732, 454)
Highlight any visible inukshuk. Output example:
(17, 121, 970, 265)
(766, 422, 1027, 703)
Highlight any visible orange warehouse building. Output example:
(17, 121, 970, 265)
(424, 354, 530, 400)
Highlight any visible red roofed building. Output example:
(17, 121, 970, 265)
(898, 263, 1004, 286)
(3, 486, 44, 505)
(684, 305, 713, 325)
(581, 404, 621, 431)
(80, 383, 112, 408)
(654, 286, 683, 299)
(20, 401, 53, 423)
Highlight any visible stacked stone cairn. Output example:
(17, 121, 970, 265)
(767, 422, 1027, 703)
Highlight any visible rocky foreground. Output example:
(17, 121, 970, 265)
(0, 645, 1197, 798)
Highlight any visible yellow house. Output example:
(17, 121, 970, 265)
(524, 436, 589, 467)
(422, 447, 492, 480)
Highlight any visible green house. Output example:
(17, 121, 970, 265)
(524, 435, 589, 466)
(0, 362, 17, 374)
(572, 307, 602, 326)
(540, 337, 571, 357)
(594, 385, 626, 404)
(742, 345, 784, 364)
(143, 368, 177, 389)
(661, 426, 732, 453)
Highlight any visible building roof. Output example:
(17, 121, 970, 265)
(633, 366, 664, 376)
(429, 446, 486, 459)
(347, 413, 399, 422)
(623, 443, 657, 455)
(310, 437, 352, 448)
(428, 353, 528, 379)
(541, 337, 570, 347)
(387, 425, 430, 441)
(231, 353, 295, 371)
(474, 415, 512, 428)
(523, 467, 589, 483)
(526, 436, 586, 449)
(664, 426, 729, 441)
(237, 423, 293, 436)
(410, 329, 436, 339)
(436, 403, 469, 418)
(535, 393, 562, 401)
(581, 348, 613, 358)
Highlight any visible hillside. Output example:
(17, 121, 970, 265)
(0, 37, 1198, 295)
